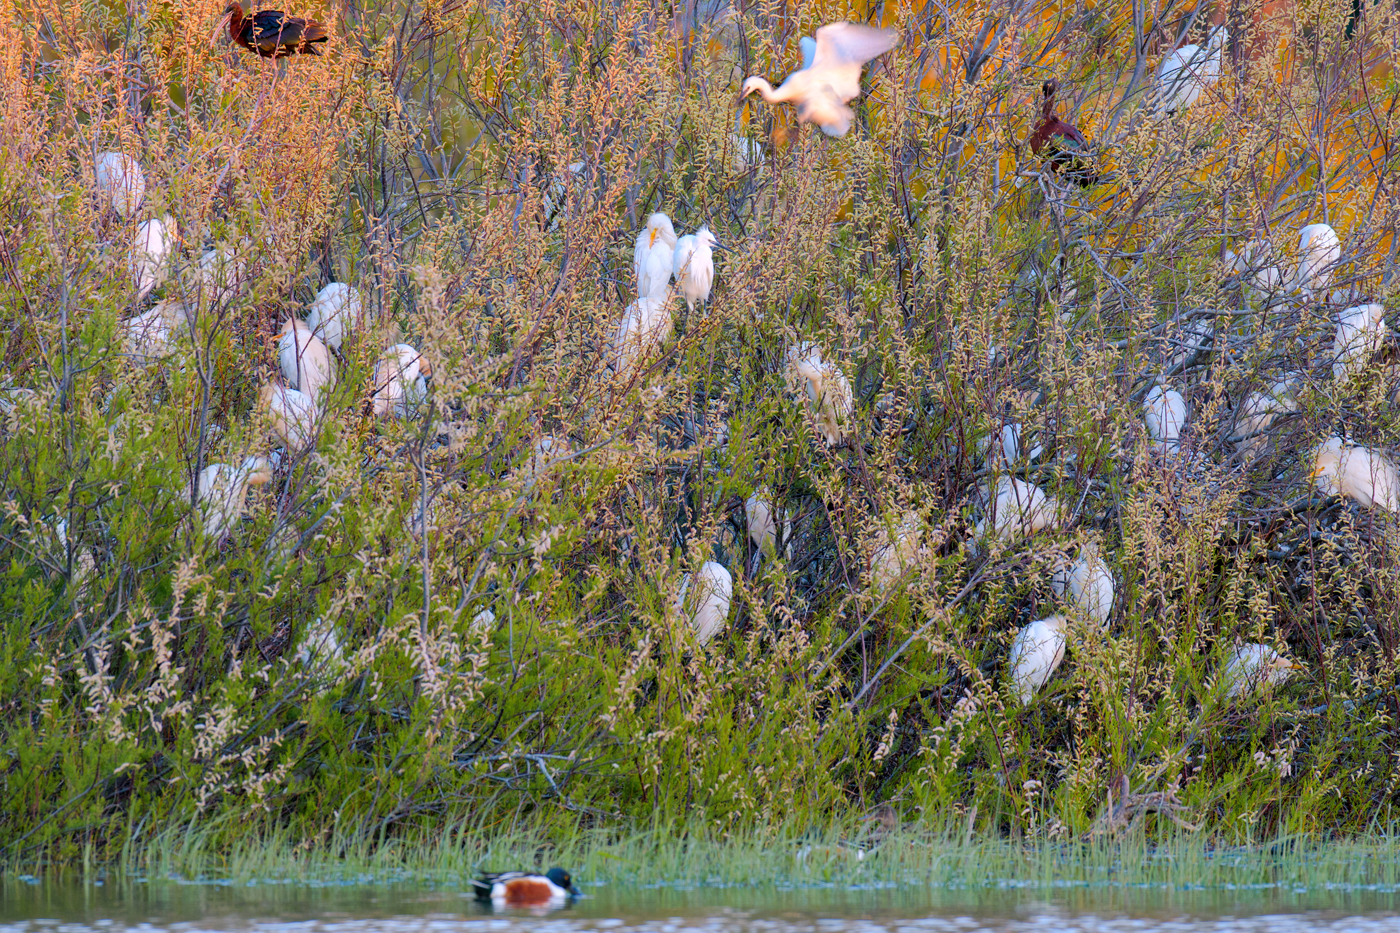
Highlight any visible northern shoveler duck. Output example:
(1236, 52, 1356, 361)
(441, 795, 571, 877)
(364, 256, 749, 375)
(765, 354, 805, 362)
(470, 868, 579, 907)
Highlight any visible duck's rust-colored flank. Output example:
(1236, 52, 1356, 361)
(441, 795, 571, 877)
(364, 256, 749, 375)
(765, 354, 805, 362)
(499, 878, 557, 906)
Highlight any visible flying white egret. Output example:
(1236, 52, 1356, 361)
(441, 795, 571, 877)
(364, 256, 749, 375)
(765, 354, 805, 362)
(786, 344, 853, 446)
(672, 226, 723, 314)
(1294, 223, 1341, 300)
(95, 152, 145, 218)
(634, 213, 678, 301)
(1332, 303, 1388, 383)
(745, 490, 788, 558)
(1155, 27, 1228, 114)
(305, 283, 363, 351)
(1235, 377, 1299, 459)
(675, 561, 733, 646)
(1051, 541, 1114, 629)
(1220, 643, 1301, 698)
(1144, 385, 1187, 453)
(277, 319, 335, 402)
(975, 476, 1057, 544)
(739, 22, 901, 137)
(132, 217, 175, 302)
(1310, 436, 1400, 512)
(613, 292, 673, 383)
(195, 456, 273, 539)
(259, 383, 318, 450)
(869, 511, 922, 592)
(1009, 615, 1068, 704)
(371, 343, 432, 418)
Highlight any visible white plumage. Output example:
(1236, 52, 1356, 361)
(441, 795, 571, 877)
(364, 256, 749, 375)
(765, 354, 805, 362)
(1220, 643, 1300, 698)
(1332, 303, 1388, 383)
(1226, 238, 1285, 307)
(675, 561, 733, 646)
(259, 383, 319, 450)
(132, 217, 175, 301)
(95, 152, 145, 218)
(371, 343, 432, 419)
(869, 511, 922, 592)
(1051, 541, 1114, 629)
(613, 292, 673, 382)
(634, 213, 678, 301)
(786, 343, 853, 446)
(197, 242, 247, 307)
(672, 226, 720, 313)
(277, 319, 336, 402)
(1311, 436, 1400, 512)
(740, 22, 900, 137)
(1155, 27, 1228, 114)
(745, 490, 787, 557)
(975, 476, 1057, 544)
(1235, 377, 1298, 459)
(1294, 223, 1341, 300)
(1144, 384, 1187, 453)
(1009, 615, 1067, 704)
(305, 283, 363, 351)
(122, 299, 191, 362)
(195, 456, 273, 539)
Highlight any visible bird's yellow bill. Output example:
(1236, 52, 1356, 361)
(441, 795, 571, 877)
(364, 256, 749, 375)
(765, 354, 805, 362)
(649, 229, 658, 247)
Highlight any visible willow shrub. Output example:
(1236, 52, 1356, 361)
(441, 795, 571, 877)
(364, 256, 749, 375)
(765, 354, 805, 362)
(3, 0, 1400, 866)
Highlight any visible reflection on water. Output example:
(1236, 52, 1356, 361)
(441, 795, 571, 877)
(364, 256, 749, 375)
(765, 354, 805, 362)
(2, 880, 1398, 932)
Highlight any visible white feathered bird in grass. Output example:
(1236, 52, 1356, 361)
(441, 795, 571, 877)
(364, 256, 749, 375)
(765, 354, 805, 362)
(675, 561, 733, 646)
(1009, 615, 1068, 704)
(1155, 27, 1228, 115)
(745, 490, 789, 559)
(371, 343, 432, 418)
(974, 476, 1057, 545)
(1051, 541, 1115, 629)
(132, 217, 176, 301)
(95, 152, 145, 218)
(259, 383, 319, 450)
(1310, 436, 1400, 513)
(277, 319, 336, 402)
(1293, 223, 1341, 301)
(740, 22, 900, 137)
(634, 212, 678, 301)
(1332, 303, 1388, 383)
(786, 343, 854, 446)
(195, 456, 273, 539)
(613, 292, 673, 382)
(672, 226, 723, 313)
(1144, 384, 1187, 453)
(305, 283, 364, 351)
(1219, 643, 1302, 698)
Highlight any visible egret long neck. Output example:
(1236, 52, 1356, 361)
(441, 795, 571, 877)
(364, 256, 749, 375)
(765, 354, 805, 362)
(748, 77, 779, 101)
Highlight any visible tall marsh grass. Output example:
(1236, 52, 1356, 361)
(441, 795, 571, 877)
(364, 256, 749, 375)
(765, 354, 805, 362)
(3, 0, 1400, 871)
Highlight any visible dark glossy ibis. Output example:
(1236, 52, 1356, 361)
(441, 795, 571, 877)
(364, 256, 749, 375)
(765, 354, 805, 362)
(211, 2, 328, 58)
(1028, 79, 1098, 187)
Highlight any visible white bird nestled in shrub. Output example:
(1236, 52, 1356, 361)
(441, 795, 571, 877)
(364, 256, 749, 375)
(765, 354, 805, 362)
(869, 511, 923, 592)
(634, 212, 678, 301)
(371, 343, 432, 418)
(672, 226, 722, 314)
(739, 22, 900, 137)
(123, 299, 191, 362)
(974, 476, 1057, 544)
(132, 217, 176, 302)
(305, 282, 363, 352)
(95, 151, 145, 218)
(1051, 541, 1114, 629)
(1332, 303, 1388, 383)
(613, 292, 673, 383)
(1294, 223, 1341, 300)
(675, 561, 733, 646)
(1155, 27, 1227, 114)
(259, 383, 318, 450)
(1144, 384, 1187, 453)
(745, 489, 787, 558)
(1226, 238, 1285, 308)
(1009, 615, 1067, 704)
(197, 241, 248, 306)
(1219, 643, 1301, 698)
(786, 343, 853, 446)
(278, 319, 336, 402)
(195, 456, 273, 539)
(1310, 436, 1400, 512)
(1235, 377, 1299, 459)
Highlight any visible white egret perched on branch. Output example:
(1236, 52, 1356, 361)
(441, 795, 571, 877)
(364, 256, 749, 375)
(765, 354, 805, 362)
(372, 343, 432, 419)
(1144, 385, 1187, 453)
(786, 343, 854, 446)
(1226, 238, 1285, 308)
(613, 292, 673, 383)
(132, 217, 176, 302)
(1294, 223, 1341, 301)
(1009, 615, 1068, 704)
(195, 456, 273, 539)
(306, 283, 364, 351)
(1332, 303, 1388, 383)
(278, 319, 335, 402)
(739, 22, 901, 137)
(675, 561, 733, 646)
(1235, 376, 1299, 459)
(1310, 436, 1400, 512)
(869, 511, 923, 592)
(1219, 643, 1302, 698)
(1051, 541, 1114, 629)
(1155, 27, 1228, 115)
(974, 476, 1057, 545)
(95, 152, 145, 218)
(672, 226, 724, 314)
(259, 383, 318, 450)
(634, 212, 677, 301)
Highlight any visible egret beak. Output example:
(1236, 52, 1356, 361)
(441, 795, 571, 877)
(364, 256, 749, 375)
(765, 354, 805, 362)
(649, 228, 658, 247)
(712, 242, 731, 253)
(210, 11, 233, 46)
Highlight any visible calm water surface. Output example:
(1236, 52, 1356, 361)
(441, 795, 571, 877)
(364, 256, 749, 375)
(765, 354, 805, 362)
(3, 878, 1399, 933)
